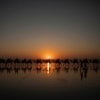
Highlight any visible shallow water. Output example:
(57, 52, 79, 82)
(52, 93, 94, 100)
(0, 63, 100, 100)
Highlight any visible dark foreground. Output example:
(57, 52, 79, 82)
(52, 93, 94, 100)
(0, 61, 100, 100)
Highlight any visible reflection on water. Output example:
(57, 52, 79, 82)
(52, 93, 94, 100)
(47, 62, 50, 74)
(0, 62, 99, 79)
(0, 61, 100, 100)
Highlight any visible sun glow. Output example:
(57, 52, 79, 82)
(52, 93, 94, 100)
(47, 56, 50, 59)
(37, 49, 58, 59)
(45, 53, 52, 59)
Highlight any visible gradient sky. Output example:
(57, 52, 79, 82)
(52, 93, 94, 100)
(0, 0, 100, 58)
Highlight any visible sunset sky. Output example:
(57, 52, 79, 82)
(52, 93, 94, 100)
(0, 0, 100, 58)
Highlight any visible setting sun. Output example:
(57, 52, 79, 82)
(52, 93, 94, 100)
(38, 49, 58, 59)
(47, 56, 50, 59)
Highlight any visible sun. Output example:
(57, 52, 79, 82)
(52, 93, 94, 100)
(40, 49, 57, 59)
(45, 53, 52, 59)
(47, 56, 50, 59)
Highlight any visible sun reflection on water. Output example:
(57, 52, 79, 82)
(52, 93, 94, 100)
(47, 62, 50, 74)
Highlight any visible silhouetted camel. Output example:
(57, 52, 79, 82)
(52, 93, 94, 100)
(63, 59, 70, 66)
(82, 58, 89, 67)
(92, 59, 99, 66)
(43, 59, 51, 64)
(21, 59, 27, 63)
(27, 59, 32, 67)
(14, 58, 21, 66)
(36, 59, 42, 64)
(72, 59, 79, 65)
(0, 58, 6, 67)
(0, 58, 6, 64)
(79, 59, 84, 67)
(6, 58, 13, 67)
(55, 59, 61, 65)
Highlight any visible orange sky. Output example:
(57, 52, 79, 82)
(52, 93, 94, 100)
(0, 47, 100, 59)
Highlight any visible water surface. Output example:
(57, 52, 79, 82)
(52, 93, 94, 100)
(0, 63, 100, 100)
